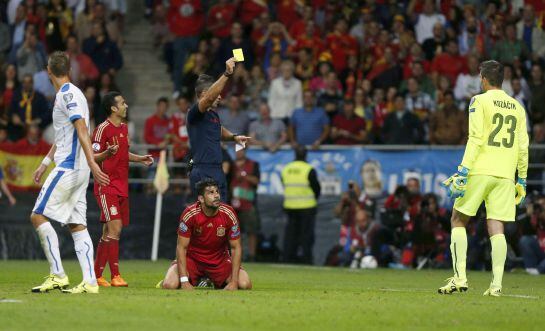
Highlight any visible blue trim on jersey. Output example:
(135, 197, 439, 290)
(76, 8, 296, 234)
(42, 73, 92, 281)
(60, 83, 70, 92)
(59, 130, 78, 169)
(34, 170, 65, 214)
(46, 235, 60, 272)
(69, 115, 82, 122)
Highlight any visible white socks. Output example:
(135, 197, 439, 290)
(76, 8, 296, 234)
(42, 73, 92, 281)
(36, 222, 65, 278)
(72, 229, 97, 286)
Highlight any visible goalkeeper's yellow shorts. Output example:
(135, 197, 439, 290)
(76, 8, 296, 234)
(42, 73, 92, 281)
(453, 175, 516, 222)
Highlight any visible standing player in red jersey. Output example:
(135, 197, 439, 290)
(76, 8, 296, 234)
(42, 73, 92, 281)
(92, 91, 154, 287)
(158, 178, 252, 290)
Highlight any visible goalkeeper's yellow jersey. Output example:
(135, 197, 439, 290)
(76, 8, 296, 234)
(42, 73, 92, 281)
(461, 89, 529, 180)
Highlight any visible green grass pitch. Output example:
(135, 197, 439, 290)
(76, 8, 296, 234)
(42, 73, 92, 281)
(1, 260, 545, 330)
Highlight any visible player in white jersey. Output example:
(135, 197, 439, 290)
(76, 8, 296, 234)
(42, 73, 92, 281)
(30, 51, 110, 294)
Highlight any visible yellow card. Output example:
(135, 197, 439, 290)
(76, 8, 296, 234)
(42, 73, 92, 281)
(233, 48, 244, 62)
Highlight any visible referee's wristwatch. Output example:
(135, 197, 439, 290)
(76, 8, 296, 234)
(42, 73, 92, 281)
(223, 70, 233, 78)
(231, 134, 240, 141)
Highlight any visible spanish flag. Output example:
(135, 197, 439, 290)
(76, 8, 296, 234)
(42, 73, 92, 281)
(0, 139, 54, 191)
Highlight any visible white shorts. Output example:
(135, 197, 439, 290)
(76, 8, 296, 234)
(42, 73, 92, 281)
(33, 168, 90, 225)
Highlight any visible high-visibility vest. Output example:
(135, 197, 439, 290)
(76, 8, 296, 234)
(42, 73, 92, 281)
(281, 161, 317, 209)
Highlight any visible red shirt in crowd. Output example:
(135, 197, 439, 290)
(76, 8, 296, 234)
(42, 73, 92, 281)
(431, 53, 467, 85)
(239, 0, 268, 27)
(207, 2, 236, 38)
(325, 32, 358, 72)
(170, 111, 189, 161)
(167, 0, 205, 37)
(178, 202, 240, 265)
(276, 0, 299, 29)
(332, 113, 366, 145)
(92, 120, 130, 197)
(144, 114, 171, 159)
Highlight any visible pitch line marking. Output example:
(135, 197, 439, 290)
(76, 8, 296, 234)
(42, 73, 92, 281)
(378, 288, 539, 299)
(0, 299, 23, 303)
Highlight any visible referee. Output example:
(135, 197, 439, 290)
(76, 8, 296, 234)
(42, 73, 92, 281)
(187, 57, 250, 202)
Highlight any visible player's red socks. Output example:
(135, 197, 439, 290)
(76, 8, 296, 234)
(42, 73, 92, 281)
(94, 238, 110, 278)
(107, 237, 120, 277)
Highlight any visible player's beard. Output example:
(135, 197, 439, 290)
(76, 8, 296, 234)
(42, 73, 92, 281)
(205, 199, 220, 210)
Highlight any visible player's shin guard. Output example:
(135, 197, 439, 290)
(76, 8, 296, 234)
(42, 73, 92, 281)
(94, 238, 110, 278)
(490, 234, 507, 288)
(72, 230, 97, 286)
(36, 222, 65, 278)
(450, 227, 468, 281)
(108, 237, 120, 277)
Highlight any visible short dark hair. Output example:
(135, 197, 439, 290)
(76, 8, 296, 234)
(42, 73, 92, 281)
(479, 60, 504, 87)
(48, 51, 70, 77)
(156, 96, 169, 105)
(195, 74, 215, 98)
(195, 178, 219, 196)
(443, 90, 454, 99)
(294, 146, 307, 161)
(102, 91, 122, 116)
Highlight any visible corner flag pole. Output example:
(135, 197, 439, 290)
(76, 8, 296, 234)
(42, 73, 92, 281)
(151, 150, 169, 261)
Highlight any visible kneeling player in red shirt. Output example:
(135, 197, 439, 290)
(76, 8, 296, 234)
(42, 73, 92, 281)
(92, 91, 154, 287)
(158, 178, 252, 290)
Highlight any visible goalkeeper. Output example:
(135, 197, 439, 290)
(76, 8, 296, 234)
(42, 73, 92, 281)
(439, 60, 529, 297)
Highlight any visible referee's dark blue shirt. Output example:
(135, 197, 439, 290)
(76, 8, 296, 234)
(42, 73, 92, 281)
(187, 103, 223, 165)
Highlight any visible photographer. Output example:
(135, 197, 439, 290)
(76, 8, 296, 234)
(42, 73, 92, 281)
(518, 195, 545, 275)
(412, 193, 450, 268)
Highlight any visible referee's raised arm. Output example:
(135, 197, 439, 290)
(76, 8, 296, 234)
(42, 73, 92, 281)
(196, 57, 236, 113)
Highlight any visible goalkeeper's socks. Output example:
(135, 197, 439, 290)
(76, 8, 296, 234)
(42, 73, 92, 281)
(72, 229, 97, 286)
(450, 227, 468, 280)
(490, 234, 507, 288)
(36, 222, 66, 278)
(107, 237, 120, 277)
(94, 238, 110, 278)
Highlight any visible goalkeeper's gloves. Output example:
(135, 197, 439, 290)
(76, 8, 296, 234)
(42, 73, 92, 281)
(442, 166, 469, 199)
(515, 177, 527, 206)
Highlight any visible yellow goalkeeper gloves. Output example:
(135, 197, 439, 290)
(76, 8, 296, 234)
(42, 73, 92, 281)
(442, 166, 469, 199)
(515, 178, 526, 206)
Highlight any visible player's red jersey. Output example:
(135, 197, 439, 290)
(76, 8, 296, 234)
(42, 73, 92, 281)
(92, 120, 129, 197)
(177, 202, 240, 266)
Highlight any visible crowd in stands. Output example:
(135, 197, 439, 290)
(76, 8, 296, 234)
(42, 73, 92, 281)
(0, 0, 125, 146)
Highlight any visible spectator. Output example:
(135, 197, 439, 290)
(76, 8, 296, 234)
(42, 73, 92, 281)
(511, 78, 528, 111)
(368, 47, 402, 90)
(94, 72, 119, 123)
(167, 0, 204, 95)
(239, 0, 268, 28)
(382, 95, 424, 144)
(422, 22, 445, 61)
(258, 21, 294, 71)
(9, 4, 27, 50)
(325, 19, 358, 72)
(309, 61, 335, 94)
(0, 167, 16, 206)
(215, 22, 253, 73)
(458, 16, 485, 57)
(180, 52, 209, 100)
(294, 48, 315, 90)
(151, 3, 171, 51)
(516, 4, 545, 61)
(0, 17, 10, 62)
(144, 96, 171, 160)
(170, 95, 190, 164)
(230, 149, 260, 261)
(268, 60, 302, 122)
(490, 24, 528, 65)
(429, 91, 467, 145)
(66, 34, 99, 87)
(15, 26, 46, 81)
(518, 197, 545, 275)
(404, 77, 435, 120)
(207, 0, 236, 39)
(431, 39, 467, 85)
(400, 61, 434, 96)
(45, 0, 73, 51)
(82, 22, 123, 74)
(353, 88, 373, 131)
(412, 0, 446, 44)
(454, 55, 482, 107)
(12, 122, 50, 154)
(289, 5, 319, 40)
(316, 71, 343, 120)
(289, 90, 330, 149)
(1, 64, 19, 127)
(289, 21, 324, 62)
(93, 2, 123, 47)
(74, 0, 97, 45)
(529, 64, 545, 124)
(8, 73, 49, 140)
(218, 95, 250, 136)
(245, 64, 268, 111)
(331, 98, 367, 145)
(32, 69, 55, 103)
(248, 103, 286, 153)
(281, 146, 320, 264)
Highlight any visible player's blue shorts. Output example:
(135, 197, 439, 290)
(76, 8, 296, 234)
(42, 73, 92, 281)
(189, 164, 228, 202)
